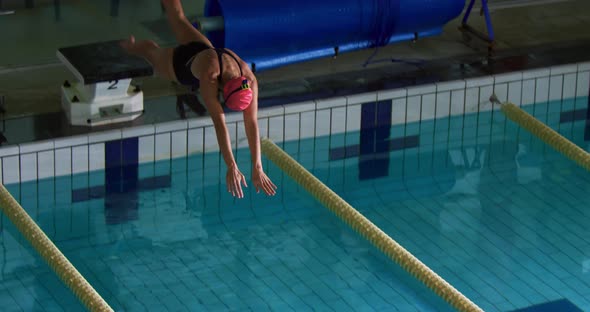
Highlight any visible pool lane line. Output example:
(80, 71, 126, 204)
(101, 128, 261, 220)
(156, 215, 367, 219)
(490, 94, 590, 171)
(0, 184, 113, 312)
(260, 138, 483, 312)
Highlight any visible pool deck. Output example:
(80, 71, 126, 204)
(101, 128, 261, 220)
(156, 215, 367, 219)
(0, 0, 589, 145)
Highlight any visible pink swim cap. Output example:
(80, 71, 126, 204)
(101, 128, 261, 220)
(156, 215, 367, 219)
(223, 76, 253, 111)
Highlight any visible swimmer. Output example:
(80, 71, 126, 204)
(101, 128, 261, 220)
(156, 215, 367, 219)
(120, 0, 277, 198)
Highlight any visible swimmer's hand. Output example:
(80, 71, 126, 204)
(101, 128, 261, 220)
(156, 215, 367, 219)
(252, 167, 277, 196)
(226, 164, 247, 198)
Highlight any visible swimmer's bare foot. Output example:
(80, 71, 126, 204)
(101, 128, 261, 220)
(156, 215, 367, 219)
(120, 36, 160, 56)
(120, 36, 137, 54)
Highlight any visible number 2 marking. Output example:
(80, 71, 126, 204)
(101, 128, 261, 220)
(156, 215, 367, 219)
(108, 80, 119, 90)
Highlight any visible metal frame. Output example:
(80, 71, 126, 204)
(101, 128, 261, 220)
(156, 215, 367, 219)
(459, 0, 496, 56)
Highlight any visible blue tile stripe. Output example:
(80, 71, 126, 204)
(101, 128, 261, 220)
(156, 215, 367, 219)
(559, 109, 586, 123)
(72, 176, 171, 203)
(329, 135, 419, 160)
(359, 101, 386, 180)
(510, 299, 582, 312)
(122, 137, 139, 186)
(375, 100, 392, 154)
(71, 137, 170, 225)
(105, 139, 124, 193)
(329, 100, 419, 180)
(561, 79, 590, 139)
(359, 102, 377, 156)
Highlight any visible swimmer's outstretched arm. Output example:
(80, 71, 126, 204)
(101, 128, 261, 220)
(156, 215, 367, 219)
(198, 73, 248, 198)
(199, 62, 276, 198)
(242, 74, 277, 196)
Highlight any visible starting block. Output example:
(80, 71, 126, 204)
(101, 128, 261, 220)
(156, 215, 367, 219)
(57, 41, 153, 126)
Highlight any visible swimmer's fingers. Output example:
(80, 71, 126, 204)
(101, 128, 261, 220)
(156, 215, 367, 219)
(254, 170, 277, 196)
(262, 177, 277, 196)
(226, 166, 247, 198)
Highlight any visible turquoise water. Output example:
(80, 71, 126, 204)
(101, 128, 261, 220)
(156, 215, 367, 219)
(2, 99, 590, 311)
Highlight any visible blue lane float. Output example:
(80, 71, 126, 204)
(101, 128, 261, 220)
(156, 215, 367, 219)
(203, 0, 465, 72)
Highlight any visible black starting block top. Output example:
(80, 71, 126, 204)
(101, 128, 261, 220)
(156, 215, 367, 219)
(57, 40, 153, 85)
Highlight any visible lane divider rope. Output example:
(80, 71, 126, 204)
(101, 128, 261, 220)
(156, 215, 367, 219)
(0, 184, 113, 311)
(260, 138, 483, 312)
(490, 94, 590, 171)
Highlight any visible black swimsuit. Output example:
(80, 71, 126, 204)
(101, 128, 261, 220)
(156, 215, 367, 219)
(172, 41, 243, 87)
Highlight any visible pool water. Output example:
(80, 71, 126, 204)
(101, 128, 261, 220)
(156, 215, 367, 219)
(2, 100, 590, 311)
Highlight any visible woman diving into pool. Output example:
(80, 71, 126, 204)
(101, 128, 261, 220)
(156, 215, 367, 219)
(120, 0, 277, 198)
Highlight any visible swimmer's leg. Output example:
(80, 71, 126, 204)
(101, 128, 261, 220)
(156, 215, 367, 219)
(162, 0, 213, 46)
(120, 36, 176, 81)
